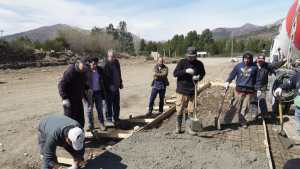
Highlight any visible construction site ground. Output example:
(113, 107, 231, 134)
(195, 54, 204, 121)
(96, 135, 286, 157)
(1, 57, 298, 169)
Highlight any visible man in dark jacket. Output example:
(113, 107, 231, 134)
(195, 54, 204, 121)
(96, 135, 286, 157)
(58, 58, 87, 127)
(274, 71, 300, 135)
(104, 50, 123, 125)
(38, 115, 85, 169)
(146, 57, 169, 116)
(255, 54, 286, 117)
(83, 57, 108, 131)
(225, 52, 257, 128)
(173, 47, 206, 135)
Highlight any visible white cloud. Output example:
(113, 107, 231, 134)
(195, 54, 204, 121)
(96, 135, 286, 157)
(0, 0, 293, 40)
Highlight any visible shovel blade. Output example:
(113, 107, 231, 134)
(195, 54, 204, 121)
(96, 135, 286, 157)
(190, 118, 203, 132)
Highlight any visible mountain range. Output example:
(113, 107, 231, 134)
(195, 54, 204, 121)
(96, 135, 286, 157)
(3, 19, 283, 42)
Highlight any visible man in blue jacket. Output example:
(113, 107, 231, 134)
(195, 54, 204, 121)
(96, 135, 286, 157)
(225, 52, 257, 128)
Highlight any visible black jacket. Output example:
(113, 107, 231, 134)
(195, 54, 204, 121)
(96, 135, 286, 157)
(104, 59, 123, 89)
(58, 64, 86, 100)
(174, 58, 206, 96)
(255, 60, 286, 90)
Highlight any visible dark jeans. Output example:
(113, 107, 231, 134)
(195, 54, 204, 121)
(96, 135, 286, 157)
(107, 90, 120, 121)
(93, 91, 104, 124)
(148, 88, 166, 113)
(63, 99, 84, 127)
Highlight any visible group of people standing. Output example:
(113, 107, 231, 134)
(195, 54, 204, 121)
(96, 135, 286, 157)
(37, 46, 289, 169)
(58, 49, 123, 131)
(224, 52, 286, 128)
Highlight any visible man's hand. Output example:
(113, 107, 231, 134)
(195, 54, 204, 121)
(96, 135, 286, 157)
(224, 82, 230, 90)
(62, 99, 71, 108)
(185, 68, 194, 75)
(257, 90, 262, 97)
(274, 88, 283, 97)
(120, 83, 124, 89)
(193, 75, 200, 81)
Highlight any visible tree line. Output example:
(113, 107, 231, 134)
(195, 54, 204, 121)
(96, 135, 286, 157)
(0, 21, 273, 64)
(140, 29, 273, 57)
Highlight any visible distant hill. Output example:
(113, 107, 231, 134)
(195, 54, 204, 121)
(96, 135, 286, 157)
(3, 24, 141, 45)
(212, 19, 283, 40)
(3, 24, 90, 42)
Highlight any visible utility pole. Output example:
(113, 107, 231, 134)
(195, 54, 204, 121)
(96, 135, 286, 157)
(231, 32, 234, 58)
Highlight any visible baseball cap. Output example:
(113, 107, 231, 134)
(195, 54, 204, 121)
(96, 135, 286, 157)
(68, 127, 84, 151)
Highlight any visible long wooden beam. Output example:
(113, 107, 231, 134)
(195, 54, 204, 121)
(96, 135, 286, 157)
(262, 119, 274, 169)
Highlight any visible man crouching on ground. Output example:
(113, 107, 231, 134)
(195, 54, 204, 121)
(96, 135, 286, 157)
(38, 115, 85, 169)
(173, 47, 206, 135)
(224, 52, 257, 128)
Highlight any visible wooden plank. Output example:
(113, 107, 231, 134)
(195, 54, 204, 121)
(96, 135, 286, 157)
(141, 106, 176, 130)
(197, 82, 212, 94)
(128, 118, 155, 123)
(211, 81, 236, 88)
(94, 131, 133, 139)
(57, 157, 73, 166)
(165, 99, 176, 104)
(262, 119, 274, 169)
(153, 105, 170, 111)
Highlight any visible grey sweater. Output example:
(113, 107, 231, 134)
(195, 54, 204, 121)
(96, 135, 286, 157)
(38, 115, 84, 169)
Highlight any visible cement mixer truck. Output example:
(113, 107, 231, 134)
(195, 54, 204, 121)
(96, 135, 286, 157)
(270, 0, 300, 115)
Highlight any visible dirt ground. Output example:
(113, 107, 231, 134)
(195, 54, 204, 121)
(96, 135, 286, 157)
(0, 57, 234, 169)
(84, 87, 268, 169)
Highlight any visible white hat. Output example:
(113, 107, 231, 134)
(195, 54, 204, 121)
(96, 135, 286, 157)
(68, 127, 84, 151)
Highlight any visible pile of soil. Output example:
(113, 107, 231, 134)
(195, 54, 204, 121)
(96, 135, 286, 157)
(84, 87, 268, 169)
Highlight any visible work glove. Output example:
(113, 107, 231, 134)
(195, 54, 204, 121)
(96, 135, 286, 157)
(257, 90, 262, 98)
(224, 82, 230, 90)
(274, 88, 283, 97)
(185, 68, 194, 75)
(62, 99, 71, 108)
(193, 75, 200, 81)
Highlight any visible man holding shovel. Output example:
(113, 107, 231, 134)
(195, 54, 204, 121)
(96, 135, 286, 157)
(224, 52, 257, 128)
(173, 47, 206, 135)
(274, 72, 300, 135)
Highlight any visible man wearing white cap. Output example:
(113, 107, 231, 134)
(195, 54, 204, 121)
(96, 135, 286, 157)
(38, 115, 85, 169)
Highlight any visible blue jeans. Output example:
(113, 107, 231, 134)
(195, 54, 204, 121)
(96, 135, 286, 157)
(148, 88, 166, 113)
(295, 107, 300, 135)
(107, 90, 120, 121)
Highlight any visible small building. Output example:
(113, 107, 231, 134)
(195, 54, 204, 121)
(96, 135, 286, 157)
(151, 51, 160, 60)
(197, 51, 208, 58)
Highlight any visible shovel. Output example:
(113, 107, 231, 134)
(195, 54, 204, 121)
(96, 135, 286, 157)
(190, 80, 203, 132)
(215, 88, 229, 130)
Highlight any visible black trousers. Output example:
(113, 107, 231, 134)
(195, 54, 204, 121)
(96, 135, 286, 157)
(63, 99, 84, 127)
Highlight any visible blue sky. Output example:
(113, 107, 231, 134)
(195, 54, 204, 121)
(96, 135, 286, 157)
(0, 0, 294, 40)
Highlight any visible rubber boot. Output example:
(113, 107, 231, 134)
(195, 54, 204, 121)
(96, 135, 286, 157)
(186, 114, 197, 136)
(174, 115, 183, 134)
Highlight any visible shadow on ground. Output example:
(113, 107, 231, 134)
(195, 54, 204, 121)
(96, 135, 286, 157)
(84, 151, 127, 169)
